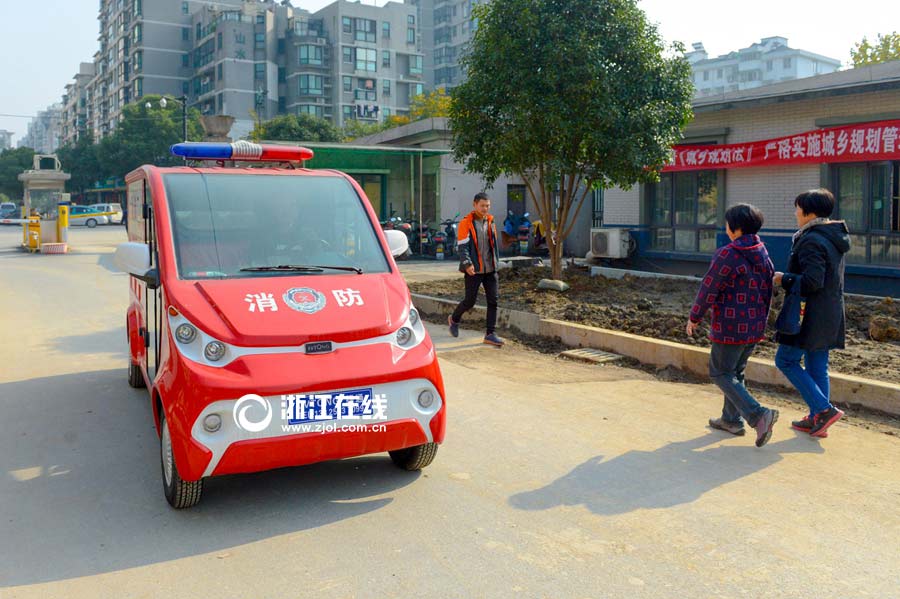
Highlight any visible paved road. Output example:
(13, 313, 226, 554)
(1, 227, 898, 598)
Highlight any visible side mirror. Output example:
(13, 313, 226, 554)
(384, 229, 410, 258)
(114, 242, 159, 289)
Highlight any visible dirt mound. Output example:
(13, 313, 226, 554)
(410, 268, 900, 384)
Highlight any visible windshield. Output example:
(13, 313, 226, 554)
(163, 173, 390, 279)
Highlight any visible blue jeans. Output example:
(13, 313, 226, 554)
(774, 344, 832, 416)
(709, 342, 767, 427)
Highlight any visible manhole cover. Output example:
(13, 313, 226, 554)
(559, 348, 624, 364)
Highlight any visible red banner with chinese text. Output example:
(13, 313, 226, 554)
(664, 119, 900, 172)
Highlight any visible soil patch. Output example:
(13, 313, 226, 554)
(410, 266, 900, 384)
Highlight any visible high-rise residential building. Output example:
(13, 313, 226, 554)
(60, 63, 97, 147)
(408, 0, 476, 90)
(686, 37, 842, 97)
(18, 105, 63, 153)
(0, 130, 14, 152)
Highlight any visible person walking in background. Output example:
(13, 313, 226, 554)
(687, 204, 778, 447)
(774, 189, 850, 438)
(448, 192, 504, 347)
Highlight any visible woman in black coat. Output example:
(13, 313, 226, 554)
(774, 188, 850, 439)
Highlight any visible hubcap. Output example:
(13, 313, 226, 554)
(161, 419, 174, 487)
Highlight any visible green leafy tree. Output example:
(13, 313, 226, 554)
(57, 132, 104, 197)
(252, 113, 342, 143)
(342, 119, 384, 141)
(98, 95, 204, 178)
(851, 32, 900, 67)
(0, 146, 36, 202)
(450, 0, 693, 280)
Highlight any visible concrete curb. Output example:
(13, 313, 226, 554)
(412, 293, 900, 416)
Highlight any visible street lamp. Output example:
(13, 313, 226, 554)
(145, 94, 187, 143)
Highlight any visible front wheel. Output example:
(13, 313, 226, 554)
(128, 359, 145, 388)
(389, 442, 438, 471)
(85, 218, 97, 228)
(160, 413, 203, 508)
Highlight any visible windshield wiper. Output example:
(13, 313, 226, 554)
(240, 264, 363, 274)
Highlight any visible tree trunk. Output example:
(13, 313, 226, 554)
(550, 239, 563, 281)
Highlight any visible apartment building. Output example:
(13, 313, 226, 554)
(687, 37, 841, 98)
(0, 130, 14, 152)
(408, 0, 476, 90)
(18, 105, 63, 153)
(60, 63, 97, 147)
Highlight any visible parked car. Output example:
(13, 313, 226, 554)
(68, 205, 109, 227)
(89, 202, 123, 224)
(0, 204, 19, 222)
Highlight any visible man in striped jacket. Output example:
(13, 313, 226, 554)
(447, 192, 504, 346)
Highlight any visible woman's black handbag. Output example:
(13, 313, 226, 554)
(775, 276, 806, 335)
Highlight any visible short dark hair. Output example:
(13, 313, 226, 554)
(794, 188, 835, 218)
(725, 203, 764, 235)
(473, 192, 490, 203)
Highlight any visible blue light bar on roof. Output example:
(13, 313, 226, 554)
(170, 141, 314, 162)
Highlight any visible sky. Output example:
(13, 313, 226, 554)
(2, 0, 899, 143)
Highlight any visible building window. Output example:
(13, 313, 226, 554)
(133, 0, 142, 16)
(717, 68, 723, 79)
(407, 27, 415, 44)
(343, 76, 352, 92)
(181, 53, 189, 68)
(299, 74, 323, 95)
(299, 45, 323, 65)
(382, 50, 391, 67)
(342, 17, 352, 34)
(133, 23, 142, 43)
(356, 48, 377, 72)
(832, 162, 900, 265)
(382, 21, 390, 39)
(382, 79, 390, 96)
(255, 33, 265, 49)
(134, 51, 143, 71)
(410, 55, 423, 75)
(355, 19, 376, 43)
(278, 67, 285, 83)
(218, 62, 224, 80)
(343, 105, 354, 120)
(298, 105, 324, 118)
(182, 27, 190, 41)
(182, 1, 189, 15)
(783, 57, 792, 68)
(343, 46, 353, 63)
(217, 32, 223, 50)
(766, 60, 773, 71)
(409, 82, 423, 99)
(408, 15, 415, 25)
(182, 81, 190, 95)
(134, 78, 143, 98)
(649, 170, 719, 253)
(703, 70, 709, 81)
(257, 14, 265, 25)
(255, 62, 266, 79)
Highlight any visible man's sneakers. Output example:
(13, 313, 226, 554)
(754, 408, 779, 448)
(809, 406, 844, 438)
(448, 315, 459, 338)
(791, 414, 827, 437)
(709, 417, 746, 436)
(483, 333, 505, 347)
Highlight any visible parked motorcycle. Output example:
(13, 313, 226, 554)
(440, 212, 460, 258)
(502, 210, 531, 255)
(517, 211, 532, 256)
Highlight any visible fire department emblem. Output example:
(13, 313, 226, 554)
(283, 287, 327, 314)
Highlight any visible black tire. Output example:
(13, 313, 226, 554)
(389, 442, 439, 471)
(86, 218, 97, 228)
(128, 359, 146, 388)
(160, 413, 203, 508)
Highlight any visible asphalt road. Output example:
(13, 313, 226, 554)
(0, 226, 898, 598)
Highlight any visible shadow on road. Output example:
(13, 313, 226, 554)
(47, 327, 129, 360)
(509, 433, 825, 516)
(0, 369, 418, 586)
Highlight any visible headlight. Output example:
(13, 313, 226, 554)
(409, 308, 419, 326)
(204, 341, 226, 361)
(417, 389, 434, 408)
(396, 327, 413, 346)
(175, 323, 197, 344)
(203, 413, 222, 432)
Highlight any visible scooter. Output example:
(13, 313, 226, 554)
(440, 212, 460, 258)
(517, 212, 532, 256)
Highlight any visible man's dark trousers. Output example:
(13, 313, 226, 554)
(451, 272, 499, 334)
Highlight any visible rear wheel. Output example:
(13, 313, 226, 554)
(389, 442, 439, 470)
(160, 413, 203, 508)
(86, 218, 97, 228)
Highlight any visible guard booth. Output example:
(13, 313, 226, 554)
(16, 154, 71, 253)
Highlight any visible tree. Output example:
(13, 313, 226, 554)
(98, 95, 204, 178)
(450, 0, 694, 280)
(851, 32, 900, 67)
(252, 113, 342, 143)
(342, 119, 384, 141)
(57, 132, 104, 196)
(410, 88, 452, 120)
(0, 147, 36, 201)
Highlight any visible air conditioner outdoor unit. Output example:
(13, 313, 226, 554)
(586, 228, 632, 260)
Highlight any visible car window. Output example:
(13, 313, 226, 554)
(163, 173, 391, 279)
